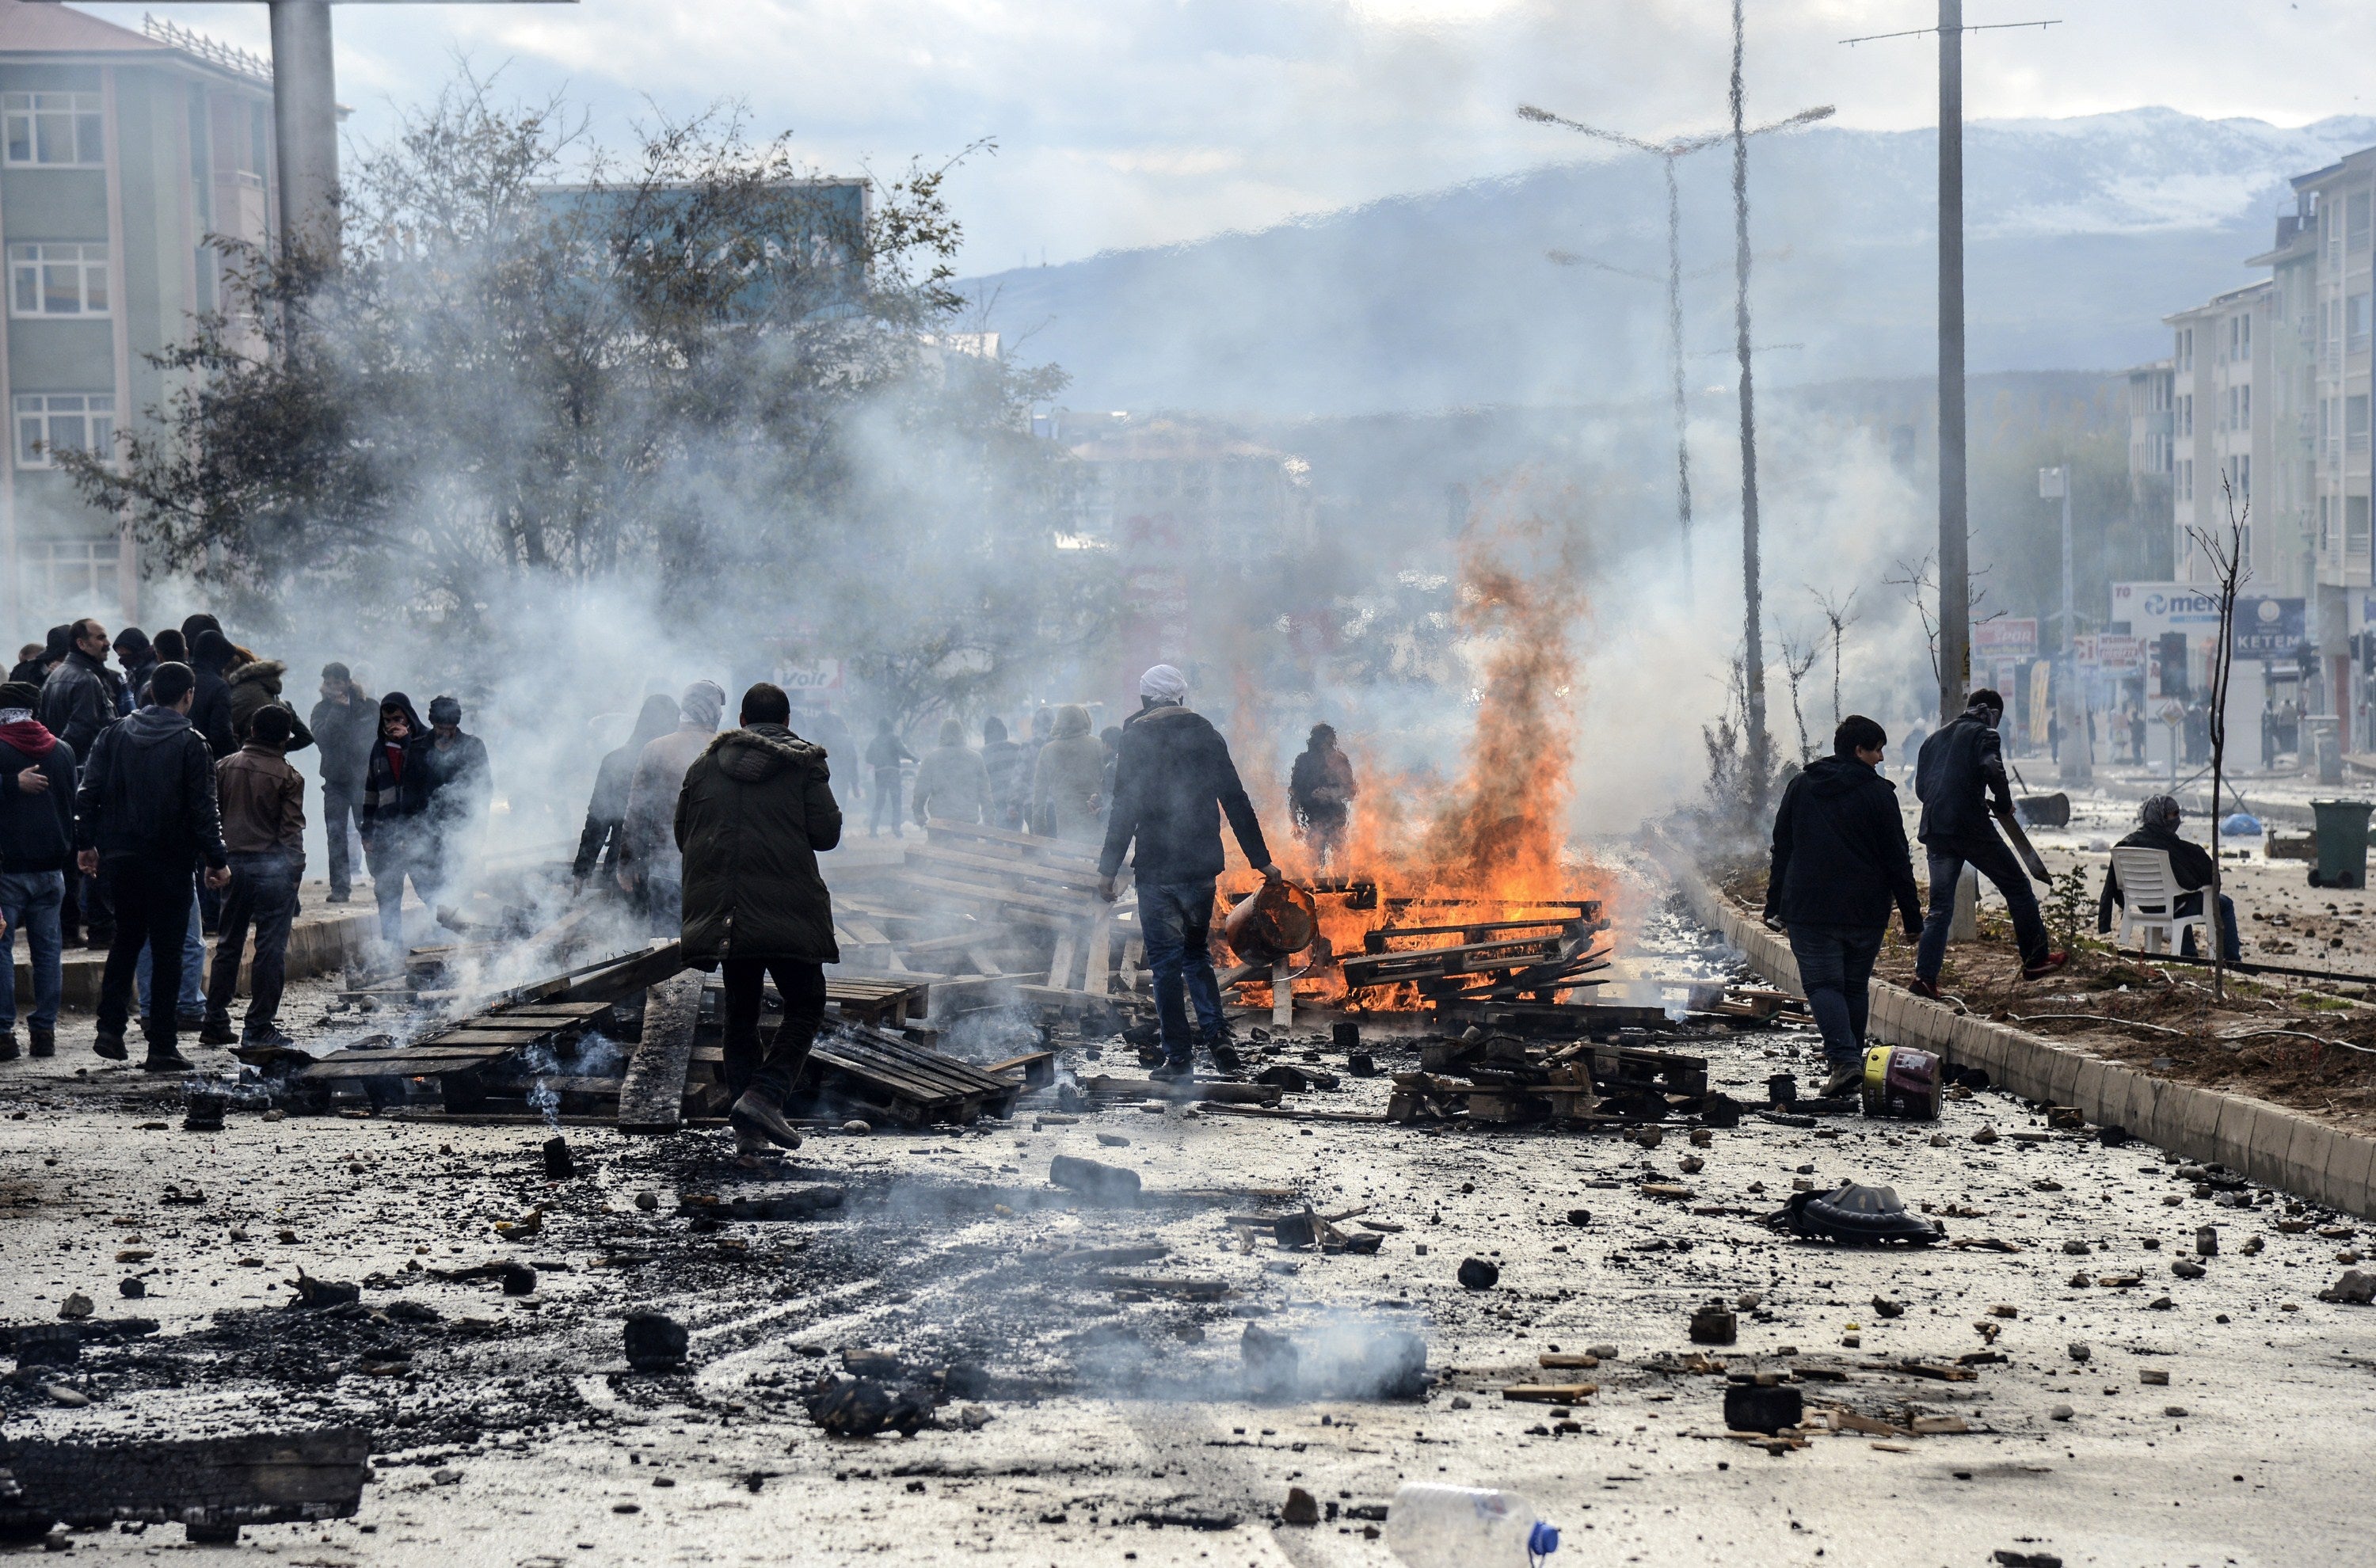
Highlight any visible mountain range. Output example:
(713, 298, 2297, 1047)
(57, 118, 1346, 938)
(965, 108, 2376, 418)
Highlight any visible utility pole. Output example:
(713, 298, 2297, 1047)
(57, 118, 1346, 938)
(1730, 0, 1771, 796)
(1520, 100, 1829, 592)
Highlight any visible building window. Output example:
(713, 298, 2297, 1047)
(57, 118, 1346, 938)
(2352, 496, 2373, 566)
(2321, 495, 2333, 555)
(2240, 383, 2250, 427)
(17, 539, 120, 608)
(2179, 459, 2193, 502)
(2353, 294, 2373, 356)
(12, 394, 113, 468)
(2179, 394, 2192, 439)
(2175, 328, 2192, 372)
(7, 243, 108, 317)
(2, 93, 104, 168)
(2354, 192, 2374, 253)
(2352, 394, 2371, 455)
(2237, 454, 2250, 502)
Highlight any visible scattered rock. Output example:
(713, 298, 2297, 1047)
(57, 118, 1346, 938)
(1723, 1382, 1803, 1434)
(1095, 1132, 1131, 1147)
(287, 1270, 361, 1310)
(1566, 1208, 1592, 1227)
(1971, 1125, 1999, 1145)
(2172, 1260, 2207, 1280)
(2318, 1269, 2376, 1304)
(117, 1278, 144, 1300)
(2067, 1342, 2091, 1363)
(542, 1136, 575, 1180)
(1281, 1486, 1320, 1526)
(634, 1191, 660, 1212)
(1689, 1302, 1737, 1345)
(44, 1384, 87, 1406)
(432, 1467, 463, 1486)
(841, 1120, 873, 1136)
(2048, 1403, 2074, 1421)
(806, 1377, 933, 1437)
(1456, 1258, 1500, 1290)
(624, 1311, 690, 1371)
(1049, 1155, 1140, 1204)
(2139, 1368, 2169, 1387)
(2163, 1405, 2188, 1418)
(2195, 1226, 2219, 1257)
(56, 1292, 93, 1322)
(958, 1404, 993, 1429)
(841, 1349, 904, 1380)
(1679, 1155, 1705, 1174)
(2062, 1239, 2091, 1255)
(1871, 1296, 1905, 1319)
(1993, 1551, 2063, 1568)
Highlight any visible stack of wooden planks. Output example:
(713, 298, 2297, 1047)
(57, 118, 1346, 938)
(1338, 904, 1610, 1006)
(1386, 1033, 1715, 1128)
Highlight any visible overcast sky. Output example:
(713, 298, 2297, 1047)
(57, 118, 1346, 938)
(83, 1, 2376, 272)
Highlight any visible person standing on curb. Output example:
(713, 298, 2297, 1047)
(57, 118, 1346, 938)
(74, 663, 230, 1071)
(1764, 714, 1924, 1098)
(674, 682, 842, 1153)
(200, 706, 307, 1049)
(0, 681, 74, 1060)
(1910, 688, 2067, 999)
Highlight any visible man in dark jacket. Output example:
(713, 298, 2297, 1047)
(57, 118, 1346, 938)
(200, 706, 307, 1048)
(74, 662, 230, 1070)
(112, 629, 154, 717)
(2096, 794, 2241, 961)
(38, 618, 121, 948)
(309, 664, 377, 903)
(574, 693, 678, 889)
(1765, 715, 1924, 1096)
(359, 693, 433, 946)
(863, 718, 914, 838)
(419, 695, 491, 901)
(1910, 689, 2065, 998)
(186, 630, 240, 759)
(0, 681, 74, 1060)
(676, 682, 842, 1152)
(1097, 664, 1281, 1079)
(1289, 722, 1358, 871)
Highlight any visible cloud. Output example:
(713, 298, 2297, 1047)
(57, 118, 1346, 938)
(74, 2, 2376, 271)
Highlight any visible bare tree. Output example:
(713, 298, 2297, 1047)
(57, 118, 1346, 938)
(1808, 585, 1860, 729)
(1780, 633, 1821, 764)
(1887, 552, 1994, 696)
(2188, 475, 2251, 1003)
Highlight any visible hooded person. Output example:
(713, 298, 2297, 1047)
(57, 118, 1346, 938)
(111, 629, 154, 717)
(1764, 715, 1925, 1097)
(1030, 704, 1106, 843)
(675, 681, 841, 1152)
(1097, 664, 1281, 1078)
(862, 717, 916, 838)
(575, 693, 680, 887)
(358, 692, 434, 946)
(309, 662, 377, 902)
(912, 717, 988, 825)
(980, 715, 1026, 830)
(37, 618, 124, 948)
(1288, 722, 1359, 871)
(223, 652, 316, 754)
(186, 629, 239, 759)
(142, 630, 185, 704)
(621, 679, 725, 929)
(419, 695, 492, 902)
(73, 660, 230, 1071)
(0, 679, 75, 1059)
(2096, 794, 2241, 961)
(1910, 688, 2065, 996)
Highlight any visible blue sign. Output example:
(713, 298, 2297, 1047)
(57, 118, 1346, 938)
(2232, 596, 2306, 657)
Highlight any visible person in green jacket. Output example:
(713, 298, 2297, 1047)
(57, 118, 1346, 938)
(676, 681, 842, 1152)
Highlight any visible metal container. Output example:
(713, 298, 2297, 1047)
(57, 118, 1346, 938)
(1224, 879, 1319, 965)
(2309, 798, 2374, 889)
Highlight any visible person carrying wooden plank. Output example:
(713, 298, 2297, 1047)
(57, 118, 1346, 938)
(1096, 664, 1280, 1080)
(676, 682, 843, 1151)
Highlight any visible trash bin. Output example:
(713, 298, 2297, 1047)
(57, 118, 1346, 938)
(2309, 799, 2374, 889)
(2306, 715, 2343, 784)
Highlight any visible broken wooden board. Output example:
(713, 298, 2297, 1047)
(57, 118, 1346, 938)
(790, 1022, 1025, 1125)
(618, 972, 705, 1135)
(824, 976, 931, 1029)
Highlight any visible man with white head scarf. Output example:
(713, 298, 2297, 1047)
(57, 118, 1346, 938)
(2096, 794, 2240, 960)
(621, 679, 727, 931)
(1098, 664, 1281, 1079)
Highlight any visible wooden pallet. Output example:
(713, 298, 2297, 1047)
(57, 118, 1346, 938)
(797, 1021, 1022, 1125)
(826, 975, 931, 1029)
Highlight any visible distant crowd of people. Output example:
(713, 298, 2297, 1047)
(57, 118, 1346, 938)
(1, 617, 489, 1071)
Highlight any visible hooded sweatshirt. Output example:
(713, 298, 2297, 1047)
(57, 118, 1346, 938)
(360, 693, 433, 837)
(187, 630, 239, 758)
(673, 723, 842, 964)
(0, 707, 74, 873)
(224, 657, 316, 755)
(1764, 753, 1924, 931)
(74, 705, 227, 870)
(1030, 704, 1106, 842)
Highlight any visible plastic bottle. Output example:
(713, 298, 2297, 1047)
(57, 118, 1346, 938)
(1380, 1483, 1560, 1566)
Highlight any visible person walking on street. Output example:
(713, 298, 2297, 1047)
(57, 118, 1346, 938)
(622, 681, 724, 931)
(359, 693, 434, 948)
(575, 693, 678, 891)
(39, 618, 122, 948)
(2096, 794, 2242, 961)
(309, 664, 377, 904)
(675, 682, 842, 1152)
(1288, 722, 1358, 872)
(980, 716, 1026, 830)
(420, 696, 491, 904)
(1030, 703, 1106, 842)
(863, 718, 913, 838)
(75, 662, 230, 1071)
(200, 706, 306, 1048)
(1097, 664, 1282, 1079)
(912, 717, 988, 826)
(1765, 715, 1924, 1097)
(1910, 688, 2066, 999)
(0, 681, 74, 1060)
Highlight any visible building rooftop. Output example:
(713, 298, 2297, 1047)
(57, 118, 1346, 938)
(0, 2, 272, 88)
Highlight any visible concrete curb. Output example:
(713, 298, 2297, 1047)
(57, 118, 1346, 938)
(1647, 834, 2376, 1220)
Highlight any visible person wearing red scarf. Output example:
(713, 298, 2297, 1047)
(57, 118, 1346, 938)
(0, 680, 74, 1060)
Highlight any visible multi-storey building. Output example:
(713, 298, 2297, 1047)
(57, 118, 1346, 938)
(0, 3, 277, 631)
(2165, 281, 2278, 589)
(2123, 359, 2174, 501)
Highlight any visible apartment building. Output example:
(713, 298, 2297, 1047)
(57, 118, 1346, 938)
(2123, 358, 2174, 502)
(0, 3, 276, 631)
(2165, 281, 2279, 590)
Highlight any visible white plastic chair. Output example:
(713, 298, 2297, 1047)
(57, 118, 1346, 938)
(2110, 846, 2209, 955)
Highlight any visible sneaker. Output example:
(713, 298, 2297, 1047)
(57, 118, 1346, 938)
(0, 1031, 17, 1062)
(728, 1090, 803, 1150)
(197, 1018, 238, 1047)
(141, 1049, 195, 1074)
(2020, 951, 2071, 982)
(326, 890, 352, 905)
(92, 1029, 128, 1060)
(1907, 976, 1943, 1002)
(28, 1027, 53, 1058)
(1820, 1066, 1862, 1098)
(175, 1010, 206, 1032)
(733, 1125, 775, 1157)
(1148, 1061, 1193, 1083)
(241, 1022, 295, 1050)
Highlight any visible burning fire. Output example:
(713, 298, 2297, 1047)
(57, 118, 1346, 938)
(1226, 493, 1606, 1009)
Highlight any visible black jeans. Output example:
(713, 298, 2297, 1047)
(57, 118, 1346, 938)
(1785, 922, 1886, 1066)
(205, 851, 303, 1034)
(98, 858, 200, 1051)
(322, 783, 362, 896)
(869, 768, 903, 835)
(721, 957, 828, 1106)
(1915, 830, 2050, 981)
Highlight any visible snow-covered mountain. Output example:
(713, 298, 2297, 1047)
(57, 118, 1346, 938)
(969, 108, 2376, 417)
